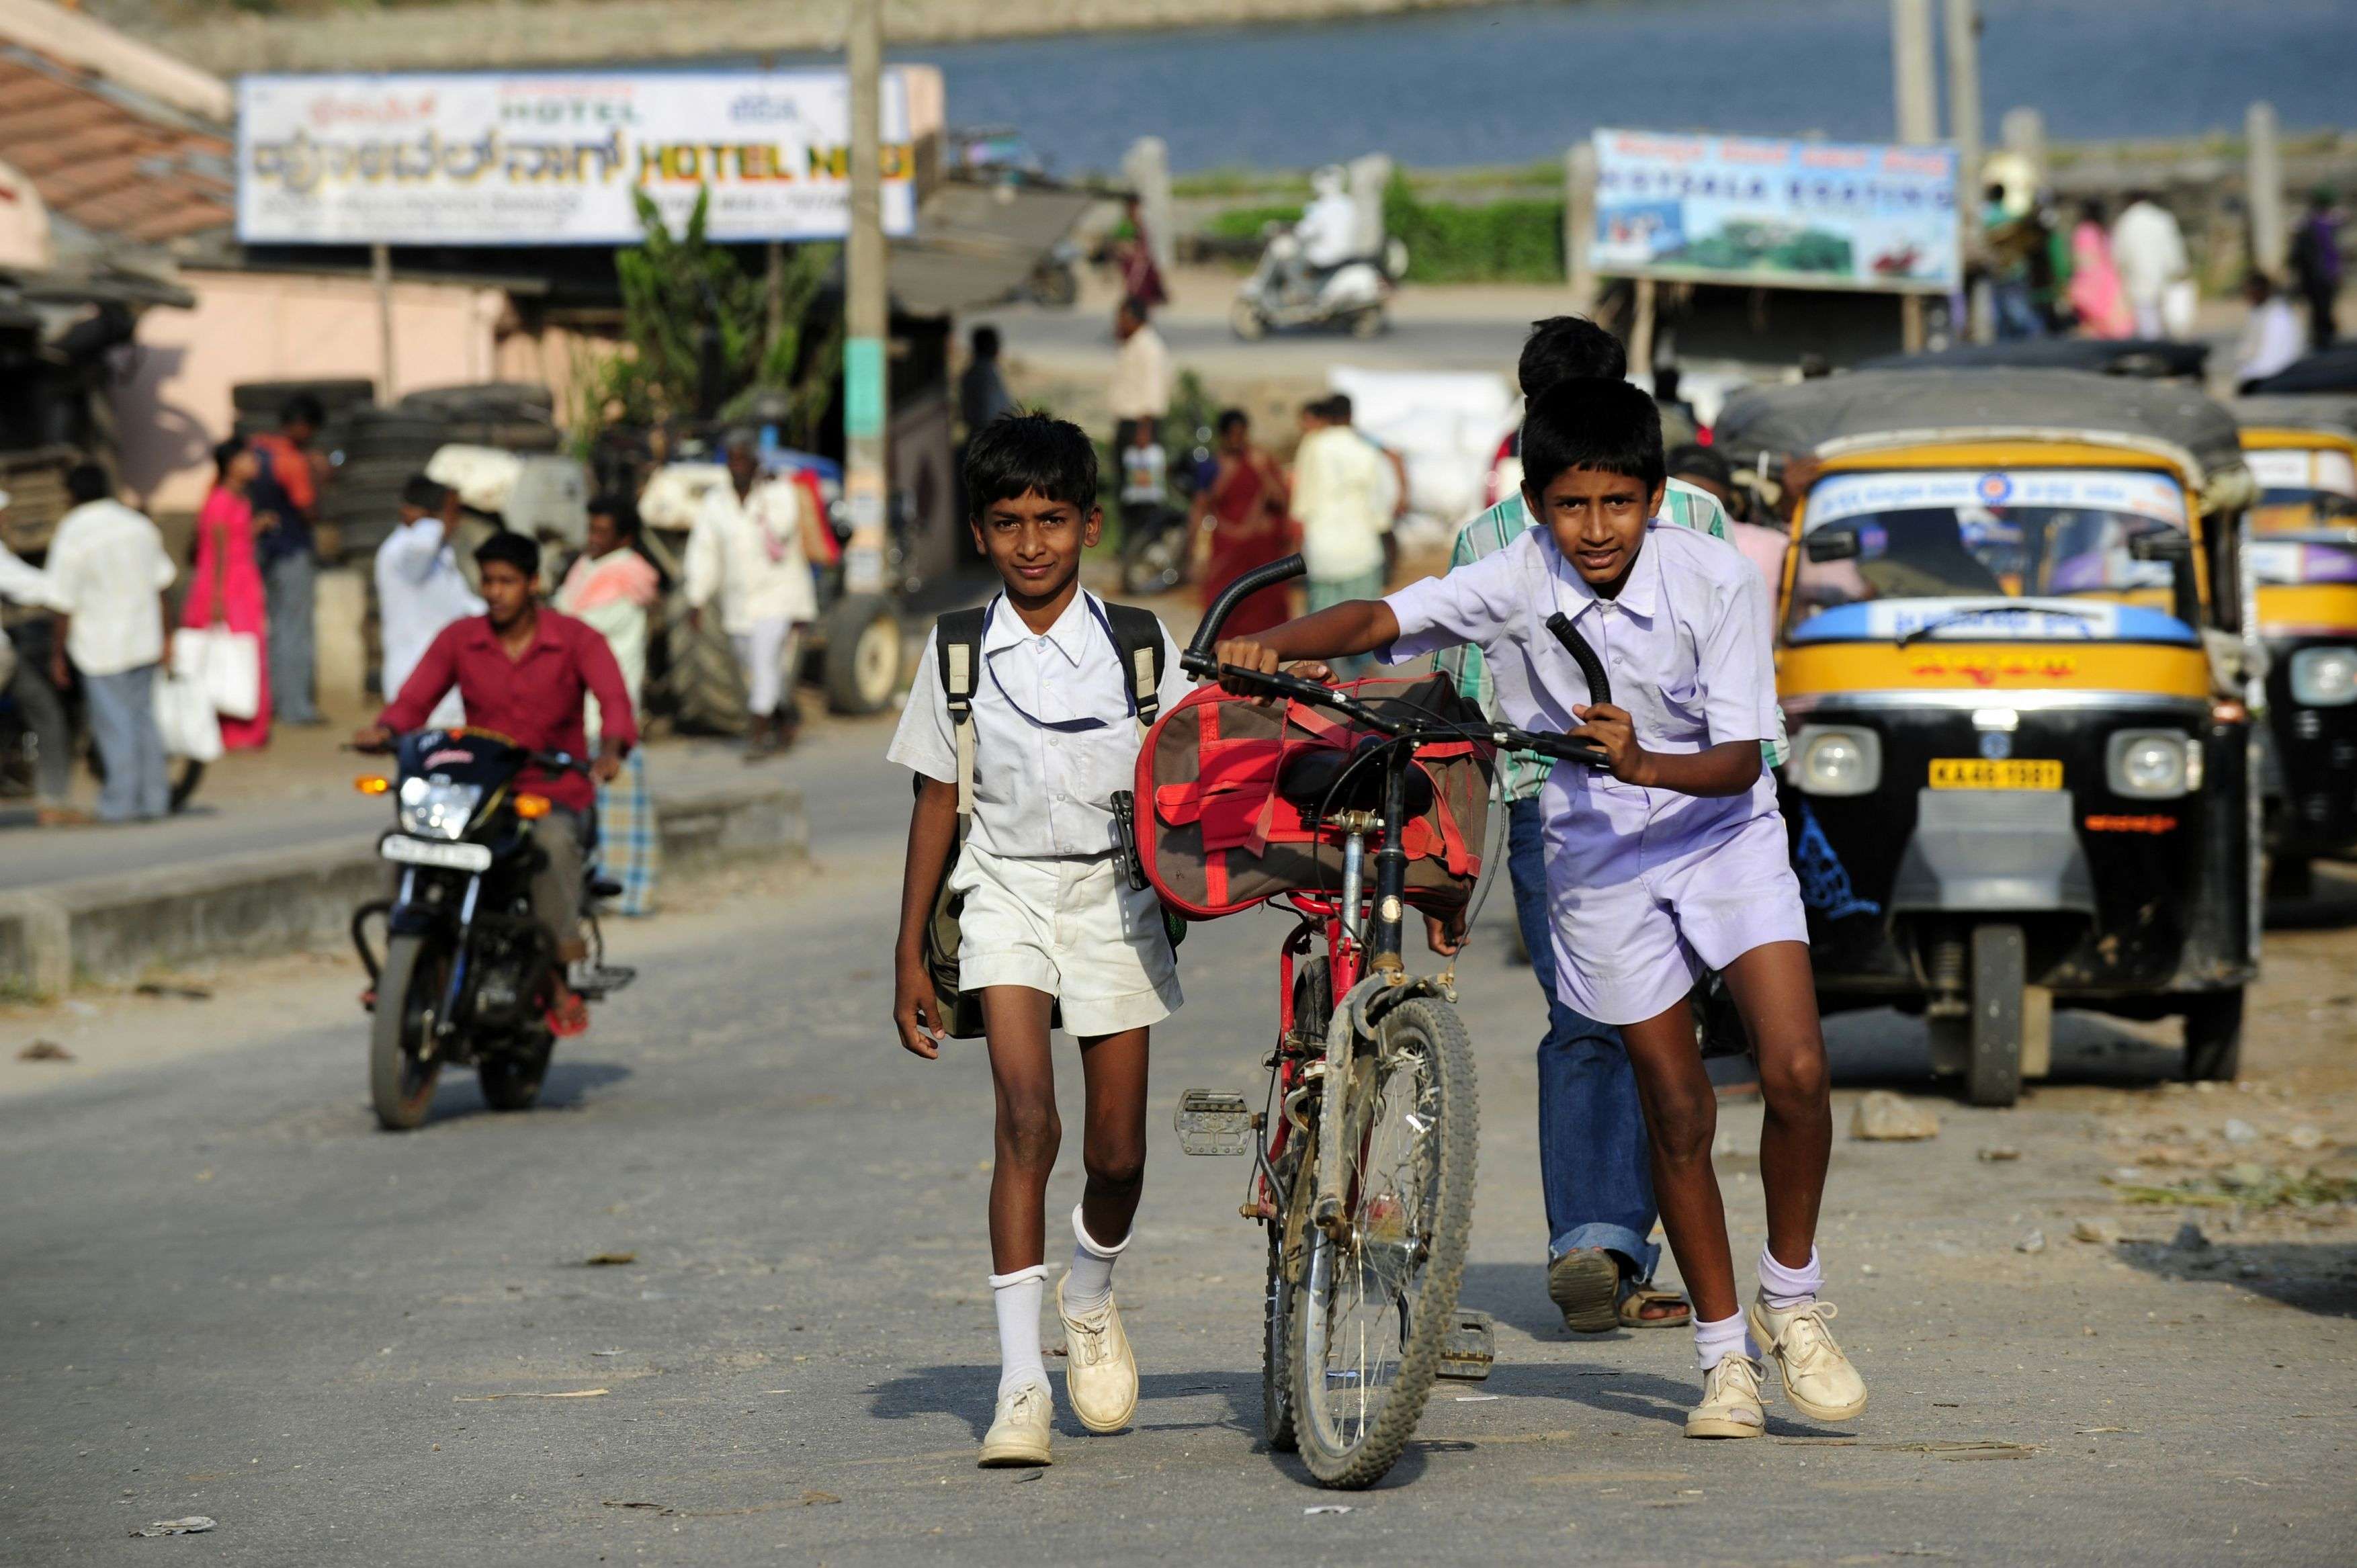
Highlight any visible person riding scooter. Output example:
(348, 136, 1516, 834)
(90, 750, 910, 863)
(1281, 165, 1361, 303)
(353, 530, 634, 1036)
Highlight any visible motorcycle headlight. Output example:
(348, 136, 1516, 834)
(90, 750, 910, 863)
(1789, 725, 1881, 796)
(2289, 646, 2357, 707)
(397, 777, 484, 840)
(2106, 730, 2194, 799)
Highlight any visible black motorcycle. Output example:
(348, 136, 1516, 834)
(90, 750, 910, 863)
(351, 728, 631, 1131)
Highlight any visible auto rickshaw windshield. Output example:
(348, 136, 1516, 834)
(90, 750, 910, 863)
(2245, 446, 2357, 533)
(2248, 533, 2357, 586)
(1792, 467, 2193, 629)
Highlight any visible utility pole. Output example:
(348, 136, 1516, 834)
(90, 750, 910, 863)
(1563, 140, 1597, 310)
(1891, 0, 1939, 351)
(1944, 0, 1986, 341)
(371, 242, 396, 398)
(2247, 101, 2286, 280)
(843, 0, 888, 597)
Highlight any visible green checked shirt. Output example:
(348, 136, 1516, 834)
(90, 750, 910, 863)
(1436, 478, 1791, 799)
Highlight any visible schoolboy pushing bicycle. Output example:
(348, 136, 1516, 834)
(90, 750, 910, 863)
(1213, 377, 1867, 1439)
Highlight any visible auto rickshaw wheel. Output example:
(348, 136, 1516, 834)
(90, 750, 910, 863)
(2181, 989, 2245, 1084)
(822, 593, 903, 715)
(1966, 923, 2025, 1108)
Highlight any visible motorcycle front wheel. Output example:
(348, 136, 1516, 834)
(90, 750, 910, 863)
(370, 933, 447, 1131)
(479, 1037, 552, 1113)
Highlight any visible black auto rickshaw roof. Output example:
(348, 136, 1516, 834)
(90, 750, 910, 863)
(2241, 344, 2357, 396)
(1856, 337, 2210, 381)
(1714, 368, 2248, 486)
(2229, 392, 2357, 439)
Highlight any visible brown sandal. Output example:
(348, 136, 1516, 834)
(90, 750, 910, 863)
(1619, 1282, 1692, 1329)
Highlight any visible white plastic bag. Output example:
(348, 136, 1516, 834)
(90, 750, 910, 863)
(2161, 278, 2198, 341)
(176, 625, 261, 722)
(153, 665, 223, 763)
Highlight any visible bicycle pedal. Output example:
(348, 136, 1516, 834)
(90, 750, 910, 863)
(572, 964, 637, 1000)
(1437, 1308, 1496, 1381)
(1173, 1090, 1253, 1156)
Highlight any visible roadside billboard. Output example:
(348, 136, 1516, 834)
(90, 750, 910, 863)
(1592, 129, 1960, 295)
(237, 69, 925, 246)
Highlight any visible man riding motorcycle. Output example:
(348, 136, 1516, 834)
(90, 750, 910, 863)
(1280, 164, 1360, 303)
(353, 530, 634, 1035)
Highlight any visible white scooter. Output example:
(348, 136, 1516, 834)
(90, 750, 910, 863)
(1231, 226, 1408, 341)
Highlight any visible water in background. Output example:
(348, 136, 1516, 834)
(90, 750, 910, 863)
(846, 0, 2356, 176)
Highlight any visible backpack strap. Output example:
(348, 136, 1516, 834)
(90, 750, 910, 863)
(934, 606, 988, 822)
(1099, 600, 1167, 736)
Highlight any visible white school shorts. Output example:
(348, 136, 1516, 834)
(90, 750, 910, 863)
(951, 843, 1182, 1037)
(1545, 810, 1809, 1028)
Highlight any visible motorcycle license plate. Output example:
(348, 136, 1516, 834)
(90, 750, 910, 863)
(380, 835, 492, 873)
(1927, 758, 2062, 790)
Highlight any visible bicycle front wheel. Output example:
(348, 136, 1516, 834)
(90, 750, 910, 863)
(1289, 995, 1477, 1488)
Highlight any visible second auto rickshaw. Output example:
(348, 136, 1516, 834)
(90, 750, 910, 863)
(1717, 369, 2261, 1105)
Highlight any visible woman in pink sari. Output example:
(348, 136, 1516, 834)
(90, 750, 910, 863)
(183, 437, 271, 750)
(2068, 200, 2134, 339)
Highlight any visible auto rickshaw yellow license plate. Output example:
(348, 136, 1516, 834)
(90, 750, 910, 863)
(1928, 758, 2063, 789)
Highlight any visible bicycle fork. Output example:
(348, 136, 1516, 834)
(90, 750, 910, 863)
(1312, 817, 1377, 1239)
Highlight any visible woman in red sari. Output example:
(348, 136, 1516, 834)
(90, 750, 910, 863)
(1189, 408, 1293, 638)
(183, 437, 271, 750)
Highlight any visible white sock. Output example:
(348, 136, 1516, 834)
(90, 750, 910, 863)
(990, 1264, 1049, 1396)
(1758, 1244, 1823, 1311)
(1694, 1310, 1756, 1370)
(1062, 1204, 1129, 1315)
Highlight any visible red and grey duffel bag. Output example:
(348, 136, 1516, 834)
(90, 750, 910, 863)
(1131, 670, 1494, 920)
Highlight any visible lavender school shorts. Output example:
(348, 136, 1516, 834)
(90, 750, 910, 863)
(951, 843, 1183, 1037)
(1543, 810, 1809, 1027)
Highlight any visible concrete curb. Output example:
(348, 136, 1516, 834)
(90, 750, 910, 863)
(0, 779, 806, 996)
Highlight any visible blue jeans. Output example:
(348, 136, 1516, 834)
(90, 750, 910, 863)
(1508, 795, 1660, 1280)
(265, 549, 318, 723)
(84, 663, 168, 822)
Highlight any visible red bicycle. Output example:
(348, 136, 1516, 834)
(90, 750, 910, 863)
(1166, 555, 1611, 1488)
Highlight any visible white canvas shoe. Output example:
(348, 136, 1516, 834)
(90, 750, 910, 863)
(1684, 1352, 1767, 1439)
(1057, 1275, 1139, 1434)
(977, 1379, 1054, 1468)
(1748, 1295, 1869, 1423)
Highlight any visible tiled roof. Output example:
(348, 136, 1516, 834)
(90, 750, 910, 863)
(0, 42, 230, 248)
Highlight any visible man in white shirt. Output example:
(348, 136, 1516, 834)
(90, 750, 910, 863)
(1289, 395, 1394, 673)
(685, 434, 826, 757)
(2111, 192, 2190, 340)
(2236, 271, 2307, 390)
(1107, 297, 1170, 458)
(374, 475, 483, 728)
(45, 465, 173, 822)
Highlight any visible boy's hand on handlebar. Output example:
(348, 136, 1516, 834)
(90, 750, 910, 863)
(1570, 703, 1652, 785)
(1424, 910, 1467, 957)
(351, 722, 393, 753)
(1211, 637, 1281, 697)
(1281, 659, 1334, 683)
(892, 960, 945, 1059)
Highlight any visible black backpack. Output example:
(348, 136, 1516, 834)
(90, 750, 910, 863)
(918, 597, 1170, 1040)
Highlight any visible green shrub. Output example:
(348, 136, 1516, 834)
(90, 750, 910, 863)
(1199, 179, 1565, 284)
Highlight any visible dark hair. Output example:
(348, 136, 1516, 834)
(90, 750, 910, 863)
(1299, 396, 1328, 419)
(589, 492, 642, 540)
(65, 462, 111, 505)
(1519, 379, 1664, 500)
(474, 529, 541, 578)
(211, 437, 246, 482)
(1665, 442, 1733, 490)
(1517, 316, 1627, 400)
(1321, 392, 1354, 424)
(971, 324, 1000, 358)
(1119, 294, 1152, 323)
(2243, 270, 2276, 299)
(401, 473, 450, 511)
(1215, 407, 1249, 434)
(1653, 365, 1682, 400)
(963, 410, 1096, 518)
(280, 393, 325, 429)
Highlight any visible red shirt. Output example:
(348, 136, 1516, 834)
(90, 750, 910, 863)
(376, 609, 637, 814)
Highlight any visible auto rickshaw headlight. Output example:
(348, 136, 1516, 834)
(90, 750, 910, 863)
(2106, 730, 2193, 799)
(1791, 726, 1880, 796)
(2289, 646, 2357, 707)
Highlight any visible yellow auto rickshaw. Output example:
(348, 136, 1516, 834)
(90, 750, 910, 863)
(1717, 369, 2260, 1104)
(2233, 394, 2357, 894)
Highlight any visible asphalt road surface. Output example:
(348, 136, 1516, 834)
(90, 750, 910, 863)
(5, 722, 2356, 1565)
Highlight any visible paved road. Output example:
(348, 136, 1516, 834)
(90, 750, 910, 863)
(6, 736, 2355, 1564)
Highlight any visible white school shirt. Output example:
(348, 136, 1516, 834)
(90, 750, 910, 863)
(684, 477, 818, 633)
(888, 589, 1191, 860)
(1381, 521, 1783, 885)
(375, 517, 483, 726)
(44, 498, 173, 677)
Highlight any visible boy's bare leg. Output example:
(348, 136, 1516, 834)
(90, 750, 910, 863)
(980, 986, 1062, 1272)
(1074, 1027, 1150, 1246)
(1717, 941, 1832, 1268)
(1617, 998, 1739, 1324)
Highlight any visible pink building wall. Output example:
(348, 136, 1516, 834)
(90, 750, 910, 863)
(113, 266, 511, 520)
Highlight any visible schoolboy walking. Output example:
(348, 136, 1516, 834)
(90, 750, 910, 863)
(890, 414, 1190, 1468)
(1211, 379, 1865, 1440)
